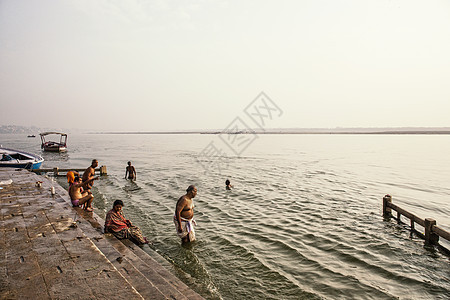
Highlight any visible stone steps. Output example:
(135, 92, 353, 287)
(120, 239, 204, 300)
(0, 169, 143, 299)
(1, 169, 204, 300)
(51, 172, 204, 300)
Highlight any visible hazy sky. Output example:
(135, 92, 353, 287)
(1, 0, 449, 131)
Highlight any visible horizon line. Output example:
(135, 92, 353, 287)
(92, 127, 450, 135)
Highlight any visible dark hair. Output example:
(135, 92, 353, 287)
(225, 179, 230, 185)
(186, 185, 196, 193)
(74, 176, 81, 181)
(113, 200, 124, 207)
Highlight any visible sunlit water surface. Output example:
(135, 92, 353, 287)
(2, 134, 449, 299)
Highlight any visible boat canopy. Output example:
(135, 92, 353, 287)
(39, 132, 68, 137)
(40, 132, 68, 151)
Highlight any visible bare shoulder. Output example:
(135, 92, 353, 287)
(84, 167, 95, 177)
(69, 184, 78, 194)
(176, 195, 187, 207)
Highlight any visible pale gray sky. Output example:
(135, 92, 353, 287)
(1, 0, 449, 131)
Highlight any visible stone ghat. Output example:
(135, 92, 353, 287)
(0, 169, 204, 300)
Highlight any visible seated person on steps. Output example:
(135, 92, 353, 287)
(104, 200, 149, 245)
(69, 175, 98, 211)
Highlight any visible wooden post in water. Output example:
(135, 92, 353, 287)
(53, 167, 59, 176)
(382, 194, 392, 217)
(100, 166, 107, 175)
(424, 218, 439, 246)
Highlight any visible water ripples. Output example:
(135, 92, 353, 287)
(11, 133, 449, 300)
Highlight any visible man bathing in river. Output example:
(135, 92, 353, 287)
(82, 159, 98, 191)
(125, 161, 136, 181)
(69, 176, 99, 211)
(174, 185, 197, 243)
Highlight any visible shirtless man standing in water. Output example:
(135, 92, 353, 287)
(174, 185, 197, 243)
(83, 159, 98, 189)
(82, 159, 98, 210)
(125, 161, 136, 181)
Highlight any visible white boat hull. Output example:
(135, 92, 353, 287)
(0, 147, 44, 169)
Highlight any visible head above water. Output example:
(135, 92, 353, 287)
(91, 159, 98, 167)
(127, 161, 131, 165)
(225, 179, 230, 186)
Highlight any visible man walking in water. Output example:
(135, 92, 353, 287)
(174, 185, 197, 243)
(125, 161, 136, 181)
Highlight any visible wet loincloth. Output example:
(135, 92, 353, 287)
(173, 215, 197, 241)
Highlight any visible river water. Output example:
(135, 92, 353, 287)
(1, 133, 449, 299)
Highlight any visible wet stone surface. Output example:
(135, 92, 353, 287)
(0, 169, 142, 300)
(0, 169, 204, 300)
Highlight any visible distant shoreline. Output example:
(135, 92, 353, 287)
(2, 125, 450, 135)
(95, 130, 450, 135)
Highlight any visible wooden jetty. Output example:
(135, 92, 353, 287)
(30, 166, 108, 176)
(383, 194, 450, 252)
(0, 169, 204, 299)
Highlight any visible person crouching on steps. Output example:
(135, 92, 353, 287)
(104, 200, 149, 245)
(69, 175, 98, 211)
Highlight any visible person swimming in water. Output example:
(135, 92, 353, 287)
(174, 185, 197, 243)
(225, 179, 232, 190)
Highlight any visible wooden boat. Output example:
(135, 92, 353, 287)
(40, 132, 68, 152)
(0, 147, 44, 169)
